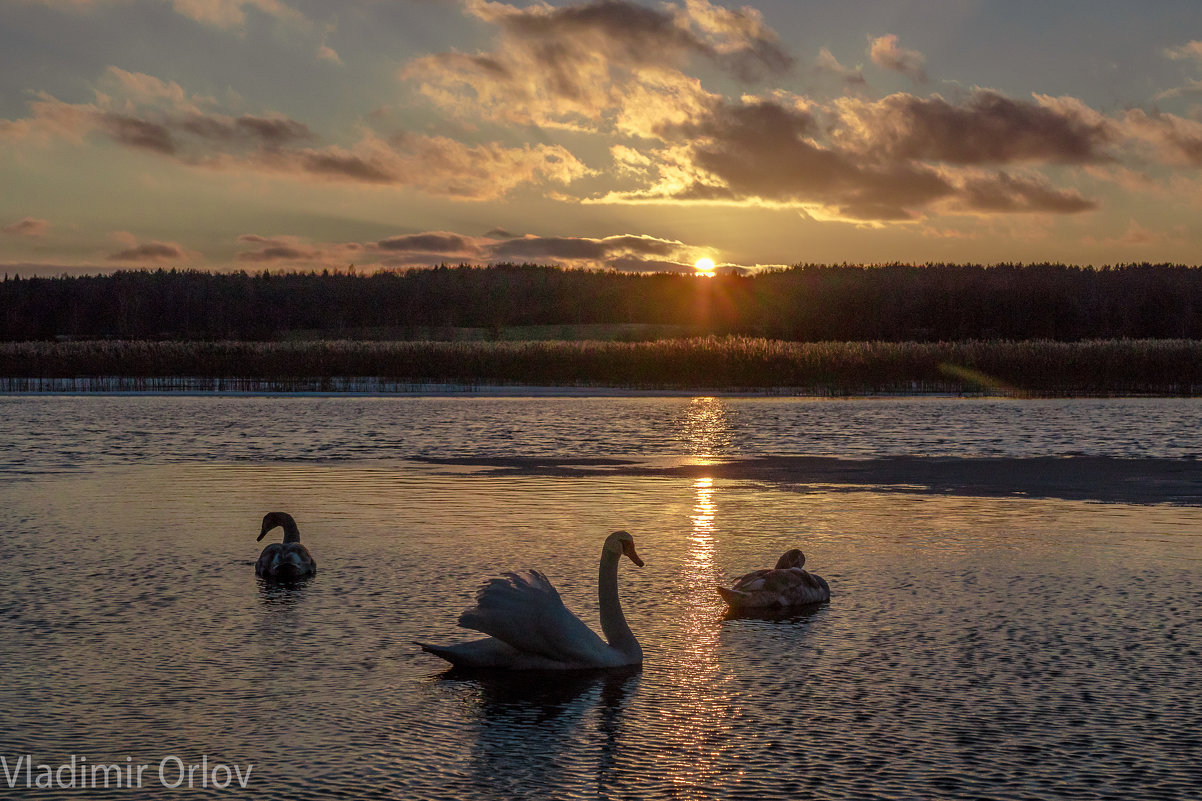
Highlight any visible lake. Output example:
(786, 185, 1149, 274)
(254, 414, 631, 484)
(1, 395, 1200, 800)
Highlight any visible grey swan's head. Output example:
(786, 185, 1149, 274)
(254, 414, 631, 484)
(774, 549, 805, 570)
(256, 512, 317, 579)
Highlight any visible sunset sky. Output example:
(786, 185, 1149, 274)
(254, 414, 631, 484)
(2, 0, 1201, 274)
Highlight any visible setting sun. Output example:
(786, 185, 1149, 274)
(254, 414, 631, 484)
(694, 257, 716, 276)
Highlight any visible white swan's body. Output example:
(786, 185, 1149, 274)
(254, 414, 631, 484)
(718, 548, 829, 609)
(419, 531, 644, 670)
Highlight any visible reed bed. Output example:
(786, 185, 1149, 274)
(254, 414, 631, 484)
(2, 338, 1201, 395)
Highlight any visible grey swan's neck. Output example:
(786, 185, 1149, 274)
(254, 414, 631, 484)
(599, 548, 639, 657)
(264, 513, 302, 544)
(280, 519, 301, 544)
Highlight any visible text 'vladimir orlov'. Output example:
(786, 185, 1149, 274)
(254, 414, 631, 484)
(2, 755, 253, 790)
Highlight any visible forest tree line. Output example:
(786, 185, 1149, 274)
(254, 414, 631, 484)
(5, 338, 1200, 394)
(2, 262, 1200, 342)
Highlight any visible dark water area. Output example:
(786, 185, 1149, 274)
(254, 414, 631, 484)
(4, 395, 1202, 471)
(1, 396, 1200, 799)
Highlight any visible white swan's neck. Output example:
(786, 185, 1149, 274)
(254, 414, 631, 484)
(599, 549, 640, 658)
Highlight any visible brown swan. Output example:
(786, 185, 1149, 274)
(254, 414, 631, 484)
(718, 548, 829, 609)
(255, 512, 317, 580)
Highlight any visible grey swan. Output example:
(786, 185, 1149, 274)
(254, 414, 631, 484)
(718, 548, 829, 609)
(255, 512, 317, 580)
(418, 530, 645, 670)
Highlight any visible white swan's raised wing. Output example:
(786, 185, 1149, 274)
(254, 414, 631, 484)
(458, 570, 613, 666)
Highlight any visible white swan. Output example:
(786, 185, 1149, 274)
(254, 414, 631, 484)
(418, 530, 644, 670)
(255, 512, 317, 580)
(718, 548, 830, 609)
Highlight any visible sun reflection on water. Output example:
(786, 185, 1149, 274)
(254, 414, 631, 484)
(677, 397, 735, 456)
(657, 474, 736, 794)
(690, 477, 716, 551)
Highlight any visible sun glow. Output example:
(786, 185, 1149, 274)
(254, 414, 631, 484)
(694, 257, 716, 276)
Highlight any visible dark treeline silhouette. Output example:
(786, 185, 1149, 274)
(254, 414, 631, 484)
(5, 339, 1201, 394)
(2, 262, 1200, 341)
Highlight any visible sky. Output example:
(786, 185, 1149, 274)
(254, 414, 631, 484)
(2, 0, 1201, 275)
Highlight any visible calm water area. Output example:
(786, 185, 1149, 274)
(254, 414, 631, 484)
(1, 395, 1200, 799)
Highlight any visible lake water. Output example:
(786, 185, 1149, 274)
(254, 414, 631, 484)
(1, 395, 1200, 800)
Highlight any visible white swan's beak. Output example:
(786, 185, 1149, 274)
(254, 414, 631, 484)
(622, 539, 644, 567)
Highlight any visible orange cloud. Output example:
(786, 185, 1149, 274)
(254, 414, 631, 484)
(0, 69, 591, 200)
(1165, 40, 1202, 63)
(1123, 109, 1202, 167)
(814, 47, 866, 87)
(868, 34, 927, 84)
(3, 217, 50, 237)
(405, 0, 791, 131)
(592, 92, 1101, 221)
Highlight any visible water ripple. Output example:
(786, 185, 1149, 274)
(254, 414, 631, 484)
(2, 461, 1200, 799)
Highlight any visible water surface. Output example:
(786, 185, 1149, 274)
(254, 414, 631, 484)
(1, 396, 1200, 799)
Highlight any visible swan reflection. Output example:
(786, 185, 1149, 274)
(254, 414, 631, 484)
(441, 665, 640, 723)
(722, 601, 827, 623)
(447, 667, 640, 797)
(255, 575, 314, 607)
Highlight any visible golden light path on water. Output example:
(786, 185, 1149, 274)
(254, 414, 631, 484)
(660, 396, 736, 794)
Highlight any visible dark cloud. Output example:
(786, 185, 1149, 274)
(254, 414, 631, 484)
(488, 0, 793, 81)
(100, 113, 177, 154)
(178, 113, 313, 147)
(958, 172, 1097, 214)
(235, 235, 364, 263)
(87, 107, 316, 162)
(234, 115, 312, 146)
(221, 229, 747, 274)
(606, 256, 695, 273)
(659, 97, 955, 219)
(238, 245, 315, 262)
(596, 235, 680, 256)
(377, 233, 475, 253)
(108, 241, 189, 261)
(665, 96, 817, 142)
(487, 233, 684, 261)
(490, 236, 607, 260)
(295, 150, 396, 183)
(840, 90, 1116, 165)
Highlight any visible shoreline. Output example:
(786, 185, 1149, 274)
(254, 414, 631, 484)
(412, 454, 1202, 506)
(0, 381, 1195, 399)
